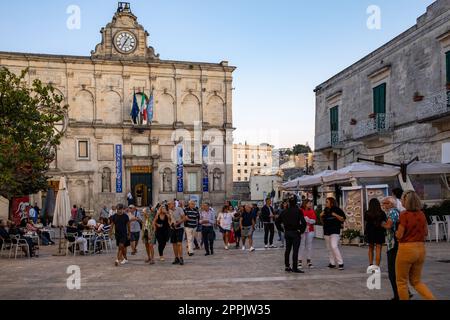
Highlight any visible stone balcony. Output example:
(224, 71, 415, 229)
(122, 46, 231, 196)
(353, 112, 394, 140)
(416, 89, 450, 123)
(315, 131, 344, 151)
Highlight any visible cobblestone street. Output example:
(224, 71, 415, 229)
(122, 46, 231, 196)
(1, 229, 449, 300)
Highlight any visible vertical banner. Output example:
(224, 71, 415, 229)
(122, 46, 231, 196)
(115, 144, 123, 193)
(202, 145, 209, 192)
(177, 145, 184, 192)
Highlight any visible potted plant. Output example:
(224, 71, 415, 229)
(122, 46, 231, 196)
(342, 229, 352, 245)
(350, 118, 357, 125)
(350, 229, 362, 245)
(368, 113, 376, 119)
(413, 91, 424, 102)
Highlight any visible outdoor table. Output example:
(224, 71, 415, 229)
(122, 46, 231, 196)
(25, 232, 40, 246)
(82, 232, 96, 254)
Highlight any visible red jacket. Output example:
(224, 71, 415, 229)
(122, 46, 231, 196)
(301, 208, 316, 232)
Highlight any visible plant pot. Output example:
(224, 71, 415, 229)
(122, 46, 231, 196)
(342, 238, 350, 245)
(413, 95, 424, 102)
(315, 225, 324, 239)
(351, 236, 360, 245)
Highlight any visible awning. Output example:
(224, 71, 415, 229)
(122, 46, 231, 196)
(282, 170, 337, 190)
(323, 162, 400, 184)
(407, 162, 450, 175)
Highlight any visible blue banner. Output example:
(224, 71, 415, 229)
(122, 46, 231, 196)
(202, 145, 209, 192)
(177, 145, 183, 192)
(115, 144, 123, 193)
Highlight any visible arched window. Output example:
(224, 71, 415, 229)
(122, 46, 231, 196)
(101, 168, 112, 192)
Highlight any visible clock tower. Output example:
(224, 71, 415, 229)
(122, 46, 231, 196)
(91, 2, 159, 60)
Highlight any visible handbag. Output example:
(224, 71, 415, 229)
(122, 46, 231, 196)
(229, 229, 235, 244)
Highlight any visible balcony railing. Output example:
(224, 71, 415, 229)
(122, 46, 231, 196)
(416, 90, 450, 122)
(353, 113, 393, 140)
(331, 130, 343, 147)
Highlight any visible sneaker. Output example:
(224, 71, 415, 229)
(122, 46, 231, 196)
(225, 246, 229, 250)
(338, 264, 344, 270)
(115, 260, 119, 266)
(120, 259, 128, 265)
(328, 264, 336, 269)
(179, 258, 184, 265)
(188, 253, 194, 257)
(308, 262, 314, 269)
(205, 252, 210, 256)
(285, 267, 293, 272)
(160, 257, 165, 261)
(264, 245, 268, 249)
(172, 258, 180, 265)
(249, 247, 255, 252)
(270, 244, 277, 248)
(242, 246, 246, 251)
(298, 263, 303, 269)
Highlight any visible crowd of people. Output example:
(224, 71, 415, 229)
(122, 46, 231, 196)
(1, 187, 435, 300)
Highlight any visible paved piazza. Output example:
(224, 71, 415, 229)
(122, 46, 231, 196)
(1, 230, 449, 300)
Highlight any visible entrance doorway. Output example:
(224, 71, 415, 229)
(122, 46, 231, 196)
(131, 171, 152, 207)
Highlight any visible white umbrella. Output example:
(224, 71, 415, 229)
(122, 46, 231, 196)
(323, 162, 400, 184)
(52, 176, 71, 255)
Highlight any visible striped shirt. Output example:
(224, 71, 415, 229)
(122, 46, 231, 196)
(184, 208, 199, 229)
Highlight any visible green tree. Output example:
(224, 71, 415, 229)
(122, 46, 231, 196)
(292, 144, 312, 155)
(0, 67, 67, 204)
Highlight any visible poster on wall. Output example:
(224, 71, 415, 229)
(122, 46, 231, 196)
(341, 186, 364, 234)
(365, 185, 389, 209)
(11, 197, 30, 225)
(115, 144, 123, 193)
(177, 145, 184, 192)
(202, 145, 209, 192)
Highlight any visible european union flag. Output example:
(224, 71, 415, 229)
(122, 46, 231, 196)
(130, 91, 139, 124)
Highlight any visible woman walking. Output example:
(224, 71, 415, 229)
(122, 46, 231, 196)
(364, 198, 387, 267)
(395, 191, 435, 300)
(217, 205, 234, 250)
(299, 199, 316, 269)
(153, 205, 170, 261)
(143, 207, 157, 264)
(232, 206, 242, 249)
(381, 196, 401, 300)
(320, 197, 346, 270)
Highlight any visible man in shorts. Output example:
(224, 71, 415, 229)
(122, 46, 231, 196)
(168, 201, 186, 265)
(241, 204, 256, 252)
(110, 203, 130, 266)
(128, 205, 142, 255)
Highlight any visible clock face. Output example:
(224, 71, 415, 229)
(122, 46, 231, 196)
(114, 31, 137, 53)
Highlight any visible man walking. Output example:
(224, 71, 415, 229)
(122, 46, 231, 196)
(240, 205, 256, 252)
(277, 195, 306, 273)
(261, 198, 277, 249)
(127, 205, 142, 255)
(200, 203, 216, 256)
(184, 201, 199, 257)
(110, 204, 130, 266)
(168, 201, 186, 265)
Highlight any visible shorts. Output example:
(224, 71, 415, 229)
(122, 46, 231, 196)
(130, 232, 140, 242)
(115, 234, 130, 247)
(170, 228, 184, 244)
(241, 226, 253, 238)
(219, 226, 231, 234)
(143, 230, 156, 245)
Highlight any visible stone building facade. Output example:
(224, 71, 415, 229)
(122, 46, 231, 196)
(314, 0, 450, 174)
(0, 3, 235, 215)
(233, 143, 273, 182)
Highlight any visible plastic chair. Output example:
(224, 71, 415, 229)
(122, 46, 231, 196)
(0, 238, 12, 258)
(429, 216, 447, 242)
(443, 215, 450, 243)
(65, 233, 80, 256)
(9, 235, 30, 259)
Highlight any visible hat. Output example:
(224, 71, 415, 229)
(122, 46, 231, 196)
(128, 205, 135, 208)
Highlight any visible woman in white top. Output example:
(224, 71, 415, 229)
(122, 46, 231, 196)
(217, 205, 234, 250)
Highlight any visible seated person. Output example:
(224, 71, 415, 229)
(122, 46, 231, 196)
(87, 216, 97, 229)
(34, 218, 44, 229)
(0, 219, 10, 248)
(9, 222, 36, 257)
(66, 220, 88, 255)
(25, 218, 55, 246)
(80, 216, 93, 231)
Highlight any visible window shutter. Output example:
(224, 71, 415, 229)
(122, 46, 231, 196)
(446, 51, 450, 84)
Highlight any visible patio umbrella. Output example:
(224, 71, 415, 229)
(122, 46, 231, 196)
(52, 176, 71, 255)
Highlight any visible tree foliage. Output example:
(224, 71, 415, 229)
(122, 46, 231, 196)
(292, 144, 312, 155)
(0, 67, 67, 200)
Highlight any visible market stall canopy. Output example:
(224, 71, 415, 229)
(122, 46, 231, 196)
(284, 170, 337, 189)
(282, 178, 300, 190)
(322, 162, 400, 184)
(407, 162, 450, 175)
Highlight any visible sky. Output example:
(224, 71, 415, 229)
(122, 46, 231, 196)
(0, 0, 436, 149)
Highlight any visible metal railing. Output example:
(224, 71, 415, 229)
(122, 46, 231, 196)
(416, 90, 450, 121)
(353, 113, 393, 140)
